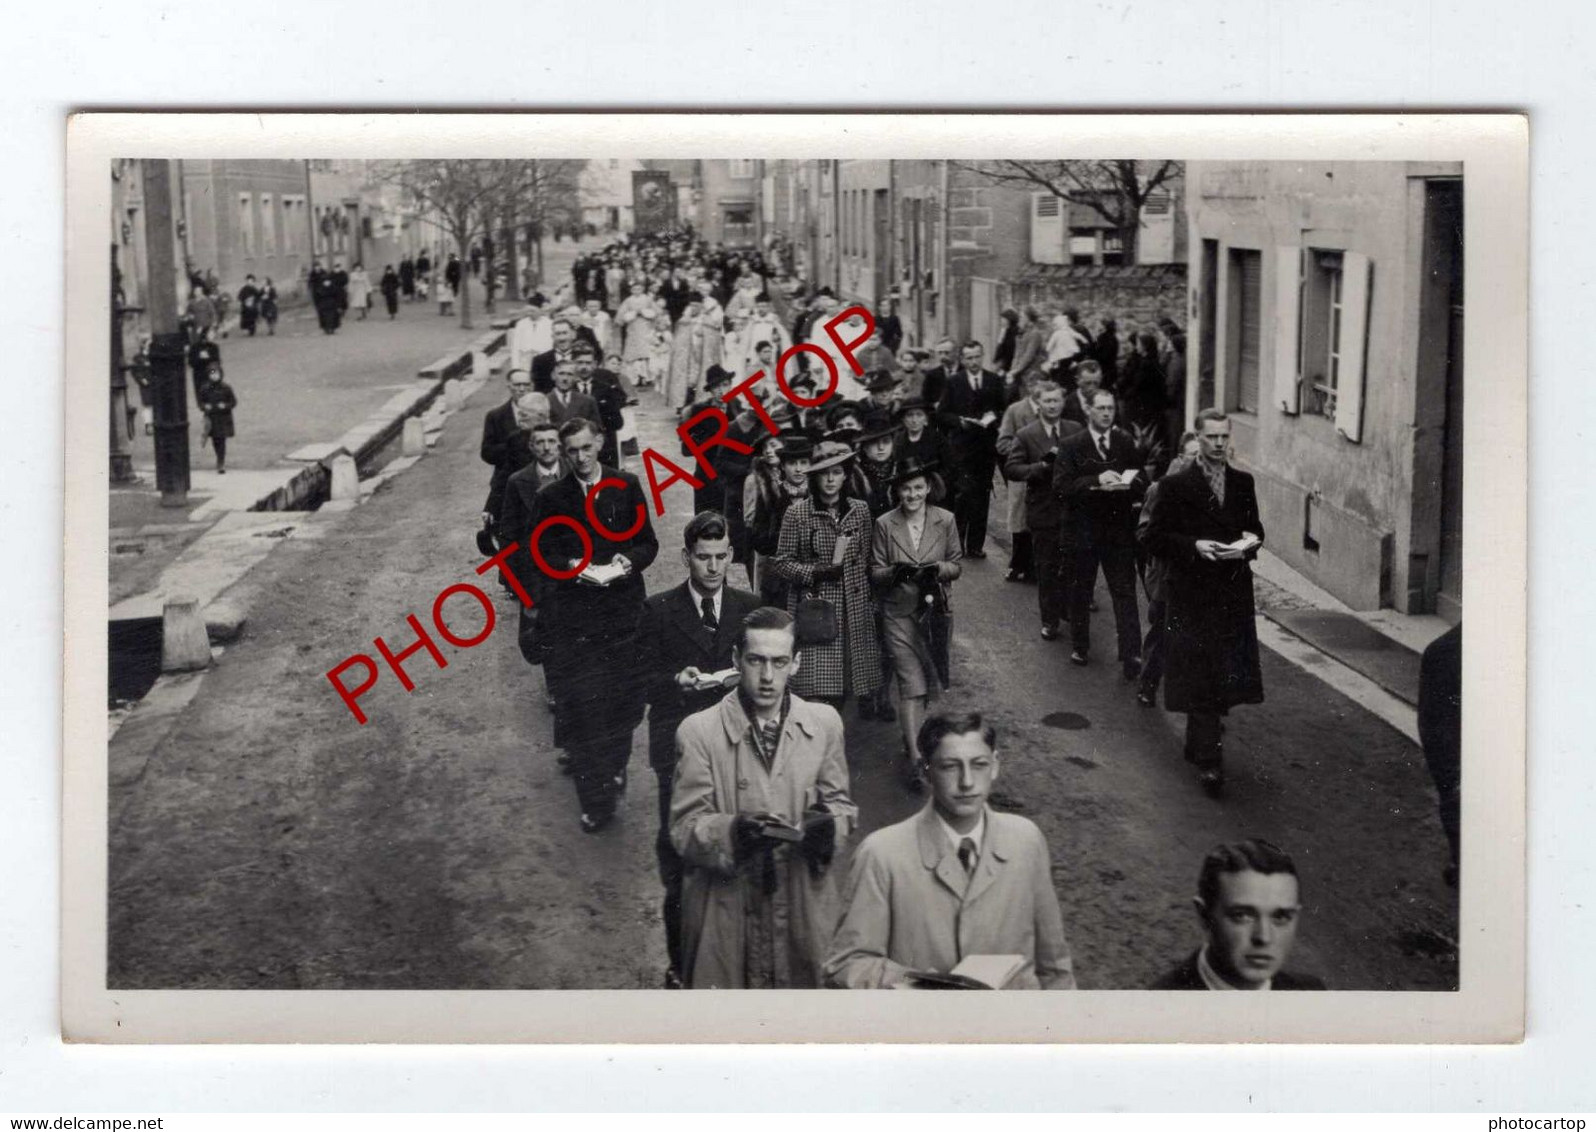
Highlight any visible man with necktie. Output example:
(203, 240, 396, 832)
(634, 512, 762, 988)
(524, 419, 658, 833)
(934, 340, 1009, 558)
(571, 341, 628, 468)
(1003, 380, 1085, 640)
(546, 358, 601, 431)
(824, 711, 1076, 989)
(1056, 389, 1146, 675)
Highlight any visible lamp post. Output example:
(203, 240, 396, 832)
(142, 159, 191, 508)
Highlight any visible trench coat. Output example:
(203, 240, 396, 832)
(996, 397, 1039, 534)
(824, 805, 1076, 989)
(771, 495, 884, 700)
(670, 692, 857, 988)
(1140, 460, 1265, 713)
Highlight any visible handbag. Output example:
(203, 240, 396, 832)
(794, 593, 839, 647)
(516, 606, 547, 666)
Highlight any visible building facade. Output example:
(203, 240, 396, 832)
(177, 159, 315, 303)
(1184, 160, 1465, 619)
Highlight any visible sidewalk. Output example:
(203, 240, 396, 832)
(987, 479, 1450, 738)
(111, 276, 495, 603)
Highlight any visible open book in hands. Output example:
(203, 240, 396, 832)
(575, 559, 629, 587)
(1093, 469, 1140, 491)
(692, 667, 740, 692)
(1218, 532, 1261, 556)
(900, 954, 1027, 990)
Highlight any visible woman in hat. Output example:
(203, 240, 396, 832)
(745, 432, 811, 606)
(771, 440, 884, 713)
(869, 459, 962, 787)
(893, 397, 952, 473)
(851, 408, 903, 520)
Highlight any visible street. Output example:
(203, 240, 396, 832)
(107, 373, 1458, 993)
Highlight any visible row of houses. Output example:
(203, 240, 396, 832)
(111, 159, 437, 312)
(589, 158, 1463, 622)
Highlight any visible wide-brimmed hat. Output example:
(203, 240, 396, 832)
(894, 397, 932, 419)
(888, 457, 942, 488)
(856, 408, 900, 445)
(703, 363, 734, 389)
(807, 439, 857, 474)
(826, 399, 865, 428)
(777, 435, 815, 462)
(864, 369, 899, 394)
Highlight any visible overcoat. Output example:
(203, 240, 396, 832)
(771, 495, 883, 700)
(526, 468, 658, 749)
(824, 805, 1076, 990)
(670, 692, 857, 988)
(1140, 460, 1265, 713)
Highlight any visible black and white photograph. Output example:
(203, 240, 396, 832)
(61, 114, 1526, 1044)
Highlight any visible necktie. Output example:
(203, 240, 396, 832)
(958, 837, 977, 875)
(700, 595, 718, 633)
(580, 380, 591, 397)
(1098, 433, 1110, 461)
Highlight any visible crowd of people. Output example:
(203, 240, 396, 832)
(468, 227, 1320, 992)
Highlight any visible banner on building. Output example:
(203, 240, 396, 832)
(631, 171, 677, 234)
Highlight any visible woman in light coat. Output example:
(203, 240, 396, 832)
(870, 460, 962, 785)
(347, 264, 372, 319)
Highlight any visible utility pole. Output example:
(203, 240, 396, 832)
(142, 159, 191, 508)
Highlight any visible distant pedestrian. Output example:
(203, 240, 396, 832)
(309, 262, 341, 334)
(399, 256, 415, 300)
(379, 266, 400, 319)
(185, 284, 216, 342)
(331, 260, 350, 314)
(197, 365, 237, 475)
(445, 253, 463, 297)
(187, 327, 222, 401)
(236, 275, 261, 337)
(348, 264, 372, 321)
(259, 278, 279, 336)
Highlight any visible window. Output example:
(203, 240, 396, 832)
(259, 193, 277, 256)
(1030, 193, 1065, 264)
(722, 204, 755, 244)
(280, 195, 306, 255)
(727, 159, 755, 179)
(238, 193, 256, 258)
(1274, 244, 1372, 439)
(1227, 247, 1262, 412)
(1101, 231, 1125, 267)
(1302, 250, 1344, 418)
(1069, 231, 1097, 265)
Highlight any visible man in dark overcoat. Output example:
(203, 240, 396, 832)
(479, 369, 537, 542)
(1141, 409, 1264, 796)
(935, 340, 1009, 558)
(634, 512, 761, 987)
(524, 418, 659, 832)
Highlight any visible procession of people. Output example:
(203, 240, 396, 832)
(470, 226, 1297, 992)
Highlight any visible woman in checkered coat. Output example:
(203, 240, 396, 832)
(771, 440, 884, 708)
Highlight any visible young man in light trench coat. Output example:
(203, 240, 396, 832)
(670, 607, 857, 989)
(824, 711, 1076, 990)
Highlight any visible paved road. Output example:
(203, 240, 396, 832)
(108, 374, 1458, 992)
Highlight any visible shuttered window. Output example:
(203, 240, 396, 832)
(1228, 247, 1262, 412)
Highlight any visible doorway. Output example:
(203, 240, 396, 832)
(1431, 182, 1464, 622)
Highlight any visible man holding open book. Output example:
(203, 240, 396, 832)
(1142, 408, 1266, 796)
(1056, 388, 1147, 676)
(635, 512, 762, 988)
(823, 712, 1076, 990)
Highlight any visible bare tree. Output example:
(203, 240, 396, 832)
(366, 159, 581, 328)
(952, 160, 1181, 265)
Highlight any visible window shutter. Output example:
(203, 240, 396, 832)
(1273, 244, 1303, 414)
(1334, 251, 1373, 442)
(1030, 193, 1065, 265)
